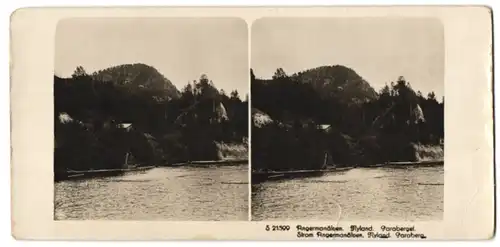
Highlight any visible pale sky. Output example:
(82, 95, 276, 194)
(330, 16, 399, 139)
(251, 17, 444, 99)
(55, 18, 249, 97)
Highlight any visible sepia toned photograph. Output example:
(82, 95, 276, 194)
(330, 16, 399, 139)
(53, 17, 249, 221)
(10, 6, 493, 240)
(251, 17, 445, 221)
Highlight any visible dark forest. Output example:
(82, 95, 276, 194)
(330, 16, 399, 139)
(251, 66, 444, 171)
(54, 64, 248, 177)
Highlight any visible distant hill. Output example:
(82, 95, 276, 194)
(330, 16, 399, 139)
(292, 65, 378, 104)
(92, 63, 180, 99)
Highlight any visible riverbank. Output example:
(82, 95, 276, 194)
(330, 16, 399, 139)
(252, 160, 444, 183)
(384, 160, 444, 167)
(55, 159, 249, 181)
(55, 166, 155, 181)
(252, 167, 349, 183)
(169, 159, 248, 167)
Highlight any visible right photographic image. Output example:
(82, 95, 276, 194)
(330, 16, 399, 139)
(250, 17, 444, 221)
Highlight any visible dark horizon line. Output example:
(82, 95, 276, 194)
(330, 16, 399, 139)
(249, 67, 444, 101)
(53, 72, 249, 99)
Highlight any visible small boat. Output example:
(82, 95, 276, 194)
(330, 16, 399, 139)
(268, 174, 285, 179)
(56, 152, 155, 181)
(67, 173, 84, 178)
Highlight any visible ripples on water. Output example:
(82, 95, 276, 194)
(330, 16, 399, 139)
(252, 166, 443, 221)
(55, 165, 249, 221)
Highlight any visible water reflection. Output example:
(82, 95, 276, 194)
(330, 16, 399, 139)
(55, 165, 249, 221)
(251, 166, 443, 221)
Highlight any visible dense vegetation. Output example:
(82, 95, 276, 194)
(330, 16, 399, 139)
(54, 64, 248, 175)
(251, 66, 444, 171)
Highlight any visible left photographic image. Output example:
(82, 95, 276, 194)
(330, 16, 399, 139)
(53, 18, 249, 221)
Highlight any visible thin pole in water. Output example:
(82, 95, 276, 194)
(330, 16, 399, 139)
(323, 152, 328, 168)
(124, 152, 130, 168)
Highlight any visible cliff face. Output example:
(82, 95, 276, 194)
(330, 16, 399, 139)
(252, 108, 273, 128)
(413, 144, 444, 161)
(216, 141, 248, 160)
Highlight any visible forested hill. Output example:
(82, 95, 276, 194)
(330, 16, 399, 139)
(54, 65, 248, 176)
(251, 66, 444, 171)
(75, 63, 181, 100)
(252, 65, 378, 105)
(295, 65, 378, 104)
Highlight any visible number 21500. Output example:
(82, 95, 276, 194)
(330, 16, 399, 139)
(265, 225, 291, 231)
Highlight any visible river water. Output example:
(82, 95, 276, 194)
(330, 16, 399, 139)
(55, 165, 249, 221)
(252, 166, 443, 221)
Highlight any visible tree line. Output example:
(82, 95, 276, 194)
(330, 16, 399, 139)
(251, 68, 444, 171)
(54, 66, 248, 177)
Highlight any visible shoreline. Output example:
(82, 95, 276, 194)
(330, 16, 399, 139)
(252, 160, 444, 183)
(55, 166, 155, 182)
(55, 159, 248, 182)
(169, 159, 248, 167)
